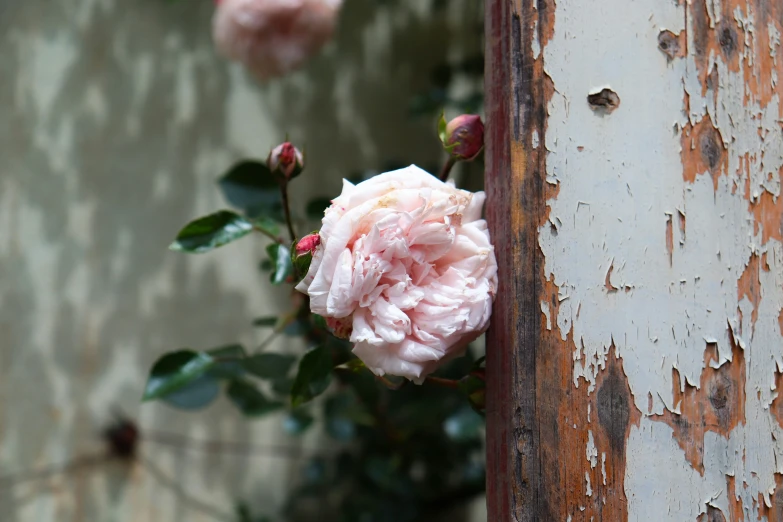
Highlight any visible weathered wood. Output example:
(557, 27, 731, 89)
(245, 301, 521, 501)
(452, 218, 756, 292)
(485, 0, 783, 520)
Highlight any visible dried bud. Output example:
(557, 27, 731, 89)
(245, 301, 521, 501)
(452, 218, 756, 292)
(295, 233, 321, 257)
(326, 316, 353, 340)
(268, 142, 304, 180)
(439, 114, 485, 161)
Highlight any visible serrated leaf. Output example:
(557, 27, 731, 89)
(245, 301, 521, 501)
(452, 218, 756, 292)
(218, 160, 282, 219)
(266, 243, 293, 285)
(291, 346, 334, 408)
(226, 379, 284, 417)
(244, 353, 296, 379)
(305, 197, 332, 220)
(142, 350, 215, 401)
(169, 211, 253, 254)
(162, 374, 220, 410)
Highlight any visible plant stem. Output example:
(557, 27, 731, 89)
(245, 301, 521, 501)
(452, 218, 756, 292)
(439, 156, 457, 182)
(252, 225, 284, 244)
(425, 376, 461, 389)
(142, 430, 306, 459)
(280, 182, 297, 243)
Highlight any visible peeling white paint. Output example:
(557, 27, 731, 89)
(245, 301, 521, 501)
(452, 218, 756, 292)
(586, 430, 598, 468)
(541, 299, 552, 330)
(585, 471, 593, 497)
(541, 0, 783, 518)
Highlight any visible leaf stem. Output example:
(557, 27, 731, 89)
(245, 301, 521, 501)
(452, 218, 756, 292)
(255, 310, 298, 353)
(280, 182, 297, 243)
(425, 376, 461, 389)
(439, 156, 457, 182)
(253, 225, 284, 244)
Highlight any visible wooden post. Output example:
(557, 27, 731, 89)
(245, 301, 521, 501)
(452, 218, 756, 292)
(485, 0, 783, 520)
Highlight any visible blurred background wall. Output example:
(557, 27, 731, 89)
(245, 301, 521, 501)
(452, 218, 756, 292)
(0, 0, 484, 520)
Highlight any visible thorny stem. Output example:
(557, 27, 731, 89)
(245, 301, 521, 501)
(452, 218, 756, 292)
(439, 156, 457, 182)
(280, 182, 297, 243)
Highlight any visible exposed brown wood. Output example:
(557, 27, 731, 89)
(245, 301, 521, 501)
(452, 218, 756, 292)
(484, 0, 543, 519)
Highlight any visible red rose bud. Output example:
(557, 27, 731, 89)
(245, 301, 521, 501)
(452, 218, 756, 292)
(291, 233, 320, 281)
(295, 233, 320, 257)
(268, 142, 304, 180)
(441, 114, 485, 161)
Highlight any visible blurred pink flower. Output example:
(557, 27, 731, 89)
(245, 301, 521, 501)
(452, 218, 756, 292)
(296, 165, 497, 383)
(212, 0, 342, 81)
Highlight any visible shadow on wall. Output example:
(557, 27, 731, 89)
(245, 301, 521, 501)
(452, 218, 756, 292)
(0, 0, 483, 521)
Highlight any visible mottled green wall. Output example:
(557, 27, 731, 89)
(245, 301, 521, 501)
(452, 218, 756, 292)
(0, 0, 484, 520)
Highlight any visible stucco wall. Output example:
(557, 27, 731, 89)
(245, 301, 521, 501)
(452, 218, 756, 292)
(0, 0, 483, 520)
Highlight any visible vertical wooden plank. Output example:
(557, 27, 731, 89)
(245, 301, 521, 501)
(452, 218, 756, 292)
(484, 0, 545, 519)
(485, 0, 783, 520)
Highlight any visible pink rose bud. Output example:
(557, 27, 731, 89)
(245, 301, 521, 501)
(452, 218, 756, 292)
(442, 114, 485, 161)
(295, 165, 497, 383)
(267, 142, 304, 180)
(212, 0, 343, 81)
(295, 233, 321, 257)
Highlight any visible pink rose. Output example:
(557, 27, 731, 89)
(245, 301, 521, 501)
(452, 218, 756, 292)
(296, 165, 497, 382)
(212, 0, 342, 81)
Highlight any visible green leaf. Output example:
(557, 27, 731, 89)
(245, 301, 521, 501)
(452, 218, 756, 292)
(207, 344, 247, 379)
(458, 374, 486, 413)
(443, 406, 484, 442)
(143, 350, 215, 401)
(312, 314, 328, 330)
(283, 409, 314, 435)
(218, 160, 283, 219)
(169, 211, 253, 254)
(253, 216, 281, 238)
(271, 377, 293, 396)
(162, 374, 220, 410)
(244, 353, 297, 379)
(226, 379, 284, 417)
(252, 316, 279, 328)
(439, 113, 450, 137)
(266, 243, 293, 285)
(305, 197, 332, 220)
(208, 344, 246, 358)
(259, 258, 274, 272)
(291, 249, 312, 283)
(291, 346, 334, 407)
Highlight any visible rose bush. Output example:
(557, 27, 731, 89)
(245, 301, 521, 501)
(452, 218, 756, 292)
(212, 0, 342, 81)
(296, 165, 497, 382)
